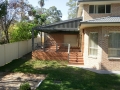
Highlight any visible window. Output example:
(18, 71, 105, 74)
(89, 5, 111, 14)
(108, 32, 120, 57)
(89, 32, 98, 56)
(89, 5, 94, 13)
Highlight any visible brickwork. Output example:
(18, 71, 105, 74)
(83, 26, 120, 71)
(83, 3, 120, 21)
(101, 26, 120, 71)
(83, 27, 102, 70)
(32, 50, 68, 60)
(49, 33, 78, 44)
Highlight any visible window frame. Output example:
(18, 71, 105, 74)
(88, 32, 98, 57)
(108, 31, 120, 58)
(89, 4, 111, 14)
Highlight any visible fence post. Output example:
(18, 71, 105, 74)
(68, 44, 70, 61)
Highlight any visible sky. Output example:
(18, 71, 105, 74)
(28, 0, 69, 20)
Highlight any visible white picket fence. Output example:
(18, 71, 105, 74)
(0, 38, 40, 66)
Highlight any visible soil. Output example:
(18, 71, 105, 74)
(0, 72, 46, 90)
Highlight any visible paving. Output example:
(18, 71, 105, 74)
(68, 65, 120, 75)
(0, 72, 45, 90)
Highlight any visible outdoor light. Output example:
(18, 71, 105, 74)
(104, 34, 109, 38)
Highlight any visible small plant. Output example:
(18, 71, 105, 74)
(19, 82, 31, 90)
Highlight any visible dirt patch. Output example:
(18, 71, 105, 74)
(0, 72, 46, 90)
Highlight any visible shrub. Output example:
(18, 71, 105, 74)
(19, 82, 31, 90)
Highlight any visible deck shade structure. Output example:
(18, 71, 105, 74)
(32, 17, 82, 50)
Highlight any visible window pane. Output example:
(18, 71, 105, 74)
(98, 5, 105, 13)
(108, 32, 120, 57)
(89, 32, 98, 56)
(89, 5, 94, 13)
(106, 5, 111, 13)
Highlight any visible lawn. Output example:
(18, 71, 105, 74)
(0, 54, 120, 90)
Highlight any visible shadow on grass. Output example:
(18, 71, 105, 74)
(0, 53, 32, 72)
(12, 61, 120, 90)
(0, 55, 120, 90)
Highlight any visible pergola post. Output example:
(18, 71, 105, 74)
(32, 28, 34, 51)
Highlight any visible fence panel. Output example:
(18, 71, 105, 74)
(0, 45, 5, 66)
(28, 39, 32, 53)
(5, 42, 19, 63)
(18, 41, 28, 58)
(0, 38, 40, 66)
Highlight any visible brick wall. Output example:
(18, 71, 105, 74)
(83, 3, 120, 21)
(83, 26, 120, 71)
(83, 27, 102, 70)
(101, 26, 120, 71)
(48, 33, 78, 44)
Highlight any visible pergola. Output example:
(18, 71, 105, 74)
(32, 17, 82, 50)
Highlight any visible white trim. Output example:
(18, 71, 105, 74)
(109, 31, 120, 33)
(88, 55, 97, 59)
(82, 8, 85, 21)
(88, 32, 98, 57)
(108, 57, 120, 60)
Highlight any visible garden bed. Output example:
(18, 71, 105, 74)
(0, 72, 45, 90)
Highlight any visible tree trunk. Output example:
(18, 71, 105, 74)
(4, 30, 9, 43)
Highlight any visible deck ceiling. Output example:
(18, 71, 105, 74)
(34, 17, 82, 33)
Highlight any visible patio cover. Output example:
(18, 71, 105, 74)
(32, 17, 82, 50)
(33, 17, 82, 33)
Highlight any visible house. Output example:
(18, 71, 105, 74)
(78, 0, 120, 71)
(32, 0, 120, 71)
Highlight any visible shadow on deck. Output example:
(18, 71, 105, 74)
(32, 45, 84, 65)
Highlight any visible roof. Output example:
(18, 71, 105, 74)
(34, 17, 82, 33)
(78, 0, 120, 5)
(80, 16, 120, 24)
(78, 0, 120, 2)
(80, 16, 120, 29)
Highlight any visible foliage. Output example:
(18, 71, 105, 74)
(20, 82, 31, 90)
(0, 0, 33, 43)
(38, 0, 45, 8)
(66, 0, 77, 19)
(34, 14, 47, 25)
(10, 22, 38, 42)
(0, 1, 7, 18)
(35, 7, 62, 24)
(45, 6, 62, 24)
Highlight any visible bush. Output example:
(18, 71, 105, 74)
(10, 22, 38, 43)
(19, 82, 31, 90)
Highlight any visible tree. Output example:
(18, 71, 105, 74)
(38, 0, 45, 8)
(45, 6, 62, 24)
(10, 22, 37, 42)
(66, 0, 77, 19)
(34, 7, 62, 24)
(0, 0, 33, 43)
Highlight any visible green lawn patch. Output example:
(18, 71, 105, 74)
(0, 54, 120, 90)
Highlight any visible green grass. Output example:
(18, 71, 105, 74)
(0, 54, 120, 90)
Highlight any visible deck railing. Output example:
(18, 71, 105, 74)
(34, 43, 71, 60)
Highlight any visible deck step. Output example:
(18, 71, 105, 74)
(69, 51, 84, 65)
(69, 62, 84, 65)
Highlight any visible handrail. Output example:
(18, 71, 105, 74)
(68, 44, 70, 61)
